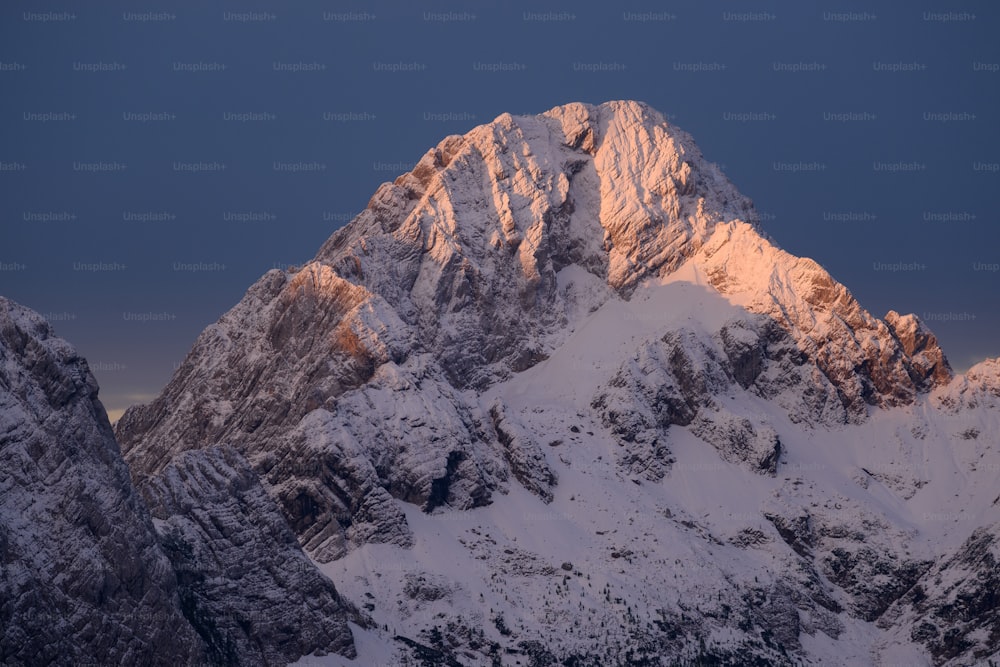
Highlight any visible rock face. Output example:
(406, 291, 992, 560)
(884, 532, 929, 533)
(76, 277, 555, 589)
(489, 399, 557, 502)
(0, 296, 361, 666)
(934, 357, 1000, 412)
(141, 446, 361, 664)
(690, 221, 952, 420)
(879, 523, 1000, 664)
(0, 297, 205, 666)
(107, 101, 995, 666)
(592, 314, 843, 480)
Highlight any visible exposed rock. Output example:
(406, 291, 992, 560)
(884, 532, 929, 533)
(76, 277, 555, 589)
(885, 310, 953, 390)
(822, 546, 932, 622)
(403, 573, 454, 603)
(118, 102, 951, 570)
(593, 316, 845, 478)
(879, 524, 1000, 665)
(764, 511, 815, 559)
(489, 399, 557, 502)
(695, 223, 953, 420)
(690, 410, 783, 475)
(0, 297, 205, 666)
(140, 446, 363, 664)
(934, 357, 1000, 413)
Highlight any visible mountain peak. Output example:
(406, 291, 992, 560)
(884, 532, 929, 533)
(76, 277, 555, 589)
(116, 102, 952, 458)
(308, 101, 949, 407)
(317, 99, 757, 296)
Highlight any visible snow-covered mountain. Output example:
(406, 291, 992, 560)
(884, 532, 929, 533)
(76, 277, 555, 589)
(12, 100, 999, 665)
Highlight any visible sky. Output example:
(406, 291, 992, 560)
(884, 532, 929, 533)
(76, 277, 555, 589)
(1, 0, 998, 421)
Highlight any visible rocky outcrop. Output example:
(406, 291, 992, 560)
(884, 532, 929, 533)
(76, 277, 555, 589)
(140, 446, 362, 664)
(489, 399, 557, 502)
(257, 407, 415, 563)
(884, 310, 952, 391)
(879, 524, 1000, 665)
(592, 314, 846, 478)
(117, 102, 760, 496)
(591, 328, 724, 479)
(934, 357, 1000, 413)
(115, 272, 517, 563)
(0, 296, 362, 665)
(690, 411, 783, 475)
(823, 546, 931, 622)
(693, 222, 953, 421)
(0, 297, 206, 666)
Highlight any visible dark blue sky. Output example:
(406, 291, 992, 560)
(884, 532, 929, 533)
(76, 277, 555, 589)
(2, 0, 998, 419)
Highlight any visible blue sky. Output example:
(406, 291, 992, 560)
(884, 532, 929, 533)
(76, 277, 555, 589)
(1, 0, 998, 420)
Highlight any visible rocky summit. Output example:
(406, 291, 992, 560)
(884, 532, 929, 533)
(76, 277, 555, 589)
(3, 101, 998, 666)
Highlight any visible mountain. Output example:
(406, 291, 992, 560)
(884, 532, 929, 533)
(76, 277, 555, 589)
(0, 297, 203, 665)
(105, 100, 1000, 664)
(0, 296, 361, 666)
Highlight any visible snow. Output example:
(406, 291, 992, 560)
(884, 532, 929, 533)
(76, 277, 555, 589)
(305, 268, 1000, 664)
(505, 275, 749, 412)
(291, 623, 398, 667)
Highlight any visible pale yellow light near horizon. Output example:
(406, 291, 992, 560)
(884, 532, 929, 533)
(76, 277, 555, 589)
(101, 392, 159, 427)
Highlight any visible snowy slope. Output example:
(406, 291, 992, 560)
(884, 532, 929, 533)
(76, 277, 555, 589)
(297, 278, 1000, 666)
(113, 101, 1000, 666)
